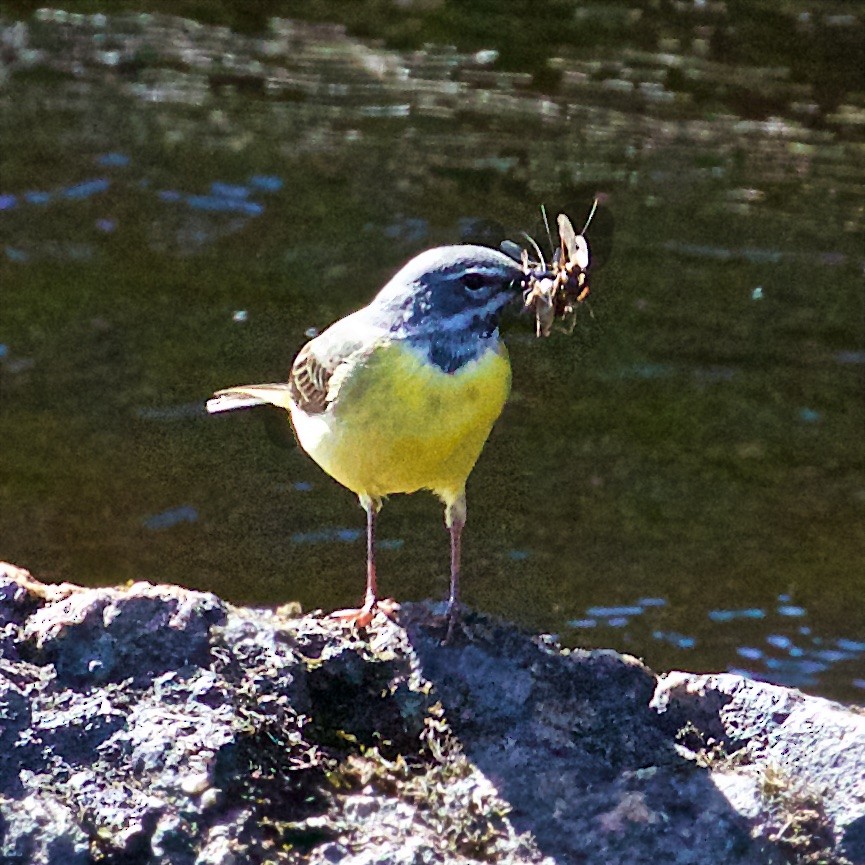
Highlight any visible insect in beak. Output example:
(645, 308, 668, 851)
(517, 200, 597, 337)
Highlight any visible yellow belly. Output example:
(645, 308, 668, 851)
(289, 339, 511, 501)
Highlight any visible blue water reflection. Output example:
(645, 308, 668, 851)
(144, 506, 200, 531)
(564, 589, 865, 694)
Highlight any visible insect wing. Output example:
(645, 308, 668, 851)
(574, 234, 590, 270)
(557, 214, 578, 263)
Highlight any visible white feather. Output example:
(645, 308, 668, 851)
(206, 383, 293, 414)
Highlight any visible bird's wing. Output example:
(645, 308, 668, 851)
(289, 311, 382, 415)
(288, 342, 335, 414)
(206, 310, 384, 416)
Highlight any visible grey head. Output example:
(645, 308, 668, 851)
(368, 245, 527, 373)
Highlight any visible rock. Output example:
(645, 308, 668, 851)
(21, 578, 226, 686)
(0, 562, 863, 864)
(652, 671, 865, 862)
(0, 793, 90, 865)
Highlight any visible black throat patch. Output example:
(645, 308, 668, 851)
(409, 331, 493, 374)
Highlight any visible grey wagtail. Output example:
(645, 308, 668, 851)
(207, 244, 529, 634)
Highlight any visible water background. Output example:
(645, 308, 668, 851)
(1, 2, 864, 701)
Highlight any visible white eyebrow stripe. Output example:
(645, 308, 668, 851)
(430, 290, 513, 332)
(463, 265, 512, 277)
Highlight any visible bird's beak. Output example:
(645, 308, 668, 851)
(498, 280, 533, 328)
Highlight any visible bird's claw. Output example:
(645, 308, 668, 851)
(441, 600, 462, 645)
(330, 597, 400, 628)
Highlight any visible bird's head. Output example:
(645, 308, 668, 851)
(372, 245, 528, 340)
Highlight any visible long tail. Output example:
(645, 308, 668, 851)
(206, 383, 293, 414)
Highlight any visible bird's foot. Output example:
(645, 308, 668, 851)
(442, 599, 461, 645)
(330, 596, 400, 628)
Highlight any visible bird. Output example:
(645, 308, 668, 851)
(206, 244, 529, 636)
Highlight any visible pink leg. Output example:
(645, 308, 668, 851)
(443, 493, 467, 642)
(363, 500, 378, 608)
(331, 496, 397, 627)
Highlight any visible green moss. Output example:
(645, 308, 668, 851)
(759, 764, 850, 865)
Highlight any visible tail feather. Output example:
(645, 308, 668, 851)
(206, 383, 293, 414)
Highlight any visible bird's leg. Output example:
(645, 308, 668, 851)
(443, 492, 467, 643)
(331, 495, 396, 626)
(362, 497, 378, 612)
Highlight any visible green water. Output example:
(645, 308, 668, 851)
(1, 3, 864, 700)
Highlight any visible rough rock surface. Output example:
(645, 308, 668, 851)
(0, 562, 863, 865)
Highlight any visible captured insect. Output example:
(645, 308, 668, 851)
(521, 201, 596, 337)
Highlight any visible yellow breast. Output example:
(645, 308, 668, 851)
(290, 339, 511, 501)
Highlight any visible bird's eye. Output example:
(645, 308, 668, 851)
(461, 272, 487, 292)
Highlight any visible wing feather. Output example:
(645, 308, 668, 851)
(288, 310, 381, 415)
(289, 342, 333, 414)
